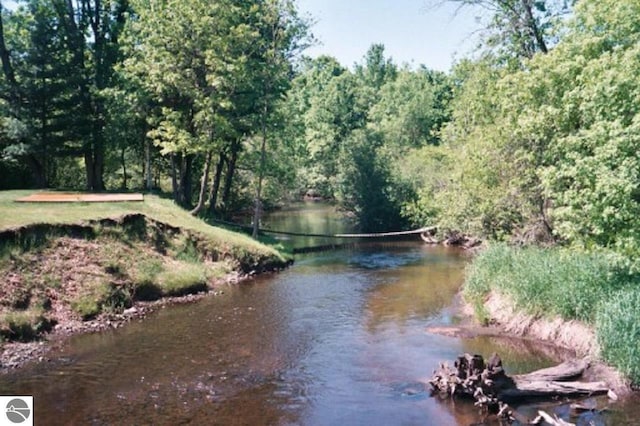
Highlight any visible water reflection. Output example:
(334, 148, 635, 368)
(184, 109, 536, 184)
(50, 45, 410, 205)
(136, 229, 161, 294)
(260, 202, 352, 249)
(364, 246, 466, 330)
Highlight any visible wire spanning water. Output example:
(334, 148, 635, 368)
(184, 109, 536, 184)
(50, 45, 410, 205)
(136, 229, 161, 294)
(0, 204, 635, 425)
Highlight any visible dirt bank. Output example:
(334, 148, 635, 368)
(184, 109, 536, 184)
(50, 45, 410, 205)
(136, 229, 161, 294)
(0, 214, 290, 371)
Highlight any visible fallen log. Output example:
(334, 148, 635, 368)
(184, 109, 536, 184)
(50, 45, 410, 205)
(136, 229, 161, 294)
(514, 358, 588, 382)
(429, 353, 612, 422)
(500, 380, 609, 402)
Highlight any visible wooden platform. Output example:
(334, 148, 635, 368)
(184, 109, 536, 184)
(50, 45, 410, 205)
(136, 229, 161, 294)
(16, 192, 144, 203)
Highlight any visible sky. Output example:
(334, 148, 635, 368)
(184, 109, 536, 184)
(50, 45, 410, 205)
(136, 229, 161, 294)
(3, 0, 483, 72)
(296, 0, 485, 72)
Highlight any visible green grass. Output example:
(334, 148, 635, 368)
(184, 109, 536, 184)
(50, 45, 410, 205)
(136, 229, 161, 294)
(0, 308, 52, 341)
(70, 280, 114, 320)
(0, 190, 284, 262)
(157, 262, 208, 297)
(464, 244, 633, 323)
(0, 190, 289, 341)
(464, 243, 640, 382)
(596, 290, 640, 383)
(70, 279, 133, 319)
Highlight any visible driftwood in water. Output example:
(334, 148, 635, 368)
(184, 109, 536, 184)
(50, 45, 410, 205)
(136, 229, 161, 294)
(420, 229, 482, 249)
(429, 353, 611, 422)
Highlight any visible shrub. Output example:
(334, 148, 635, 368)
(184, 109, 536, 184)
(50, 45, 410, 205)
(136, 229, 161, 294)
(174, 237, 202, 263)
(132, 258, 165, 301)
(71, 284, 109, 320)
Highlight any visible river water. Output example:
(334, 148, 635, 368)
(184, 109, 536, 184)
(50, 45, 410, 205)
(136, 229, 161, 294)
(0, 203, 634, 425)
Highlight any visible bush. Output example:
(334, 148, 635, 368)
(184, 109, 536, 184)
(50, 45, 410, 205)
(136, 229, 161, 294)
(71, 283, 110, 320)
(132, 259, 165, 301)
(596, 290, 640, 384)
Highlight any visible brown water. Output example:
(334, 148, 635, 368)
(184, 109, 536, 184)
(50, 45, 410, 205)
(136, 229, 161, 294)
(0, 203, 636, 425)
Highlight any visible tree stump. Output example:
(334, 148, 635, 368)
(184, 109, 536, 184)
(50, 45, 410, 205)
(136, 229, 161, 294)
(429, 353, 611, 422)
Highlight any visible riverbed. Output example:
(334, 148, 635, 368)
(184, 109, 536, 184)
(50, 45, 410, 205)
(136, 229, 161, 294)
(0, 203, 635, 425)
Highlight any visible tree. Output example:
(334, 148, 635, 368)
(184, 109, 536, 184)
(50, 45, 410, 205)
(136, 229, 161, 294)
(123, 0, 238, 206)
(336, 128, 404, 232)
(420, 0, 640, 257)
(52, 0, 131, 191)
(435, 0, 571, 62)
(0, 0, 92, 188)
(249, 0, 310, 238)
(284, 56, 362, 197)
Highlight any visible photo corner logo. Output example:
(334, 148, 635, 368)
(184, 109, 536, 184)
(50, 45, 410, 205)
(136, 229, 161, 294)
(0, 397, 33, 426)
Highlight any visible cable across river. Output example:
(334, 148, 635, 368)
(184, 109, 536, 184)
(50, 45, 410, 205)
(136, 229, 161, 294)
(209, 218, 435, 239)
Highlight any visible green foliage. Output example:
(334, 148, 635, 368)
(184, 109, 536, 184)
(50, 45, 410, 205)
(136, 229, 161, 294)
(133, 261, 208, 300)
(70, 279, 133, 320)
(466, 243, 640, 382)
(174, 238, 201, 264)
(597, 290, 640, 383)
(132, 258, 165, 300)
(284, 47, 453, 231)
(335, 129, 405, 232)
(413, 0, 640, 260)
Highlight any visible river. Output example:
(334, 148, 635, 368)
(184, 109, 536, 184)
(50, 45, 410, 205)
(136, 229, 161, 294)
(0, 202, 634, 425)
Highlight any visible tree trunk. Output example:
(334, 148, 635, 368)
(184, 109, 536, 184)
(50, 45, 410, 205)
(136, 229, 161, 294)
(430, 354, 610, 406)
(170, 153, 179, 202)
(207, 151, 226, 215)
(221, 143, 239, 215)
(190, 151, 213, 216)
(252, 104, 268, 239)
(121, 146, 127, 190)
(90, 0, 106, 192)
(26, 155, 47, 188)
(93, 140, 105, 190)
(85, 150, 96, 191)
(222, 147, 238, 214)
(178, 154, 194, 207)
(145, 138, 152, 191)
(521, 0, 548, 54)
(55, 0, 95, 191)
(0, 3, 19, 105)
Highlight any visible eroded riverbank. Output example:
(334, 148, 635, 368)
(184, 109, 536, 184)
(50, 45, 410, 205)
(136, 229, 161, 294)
(0, 213, 289, 370)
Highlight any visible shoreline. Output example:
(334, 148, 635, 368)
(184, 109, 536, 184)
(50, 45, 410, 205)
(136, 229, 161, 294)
(427, 290, 632, 397)
(0, 211, 291, 372)
(0, 269, 281, 372)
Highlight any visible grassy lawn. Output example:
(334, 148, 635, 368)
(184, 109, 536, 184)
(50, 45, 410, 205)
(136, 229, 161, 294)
(0, 190, 275, 257)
